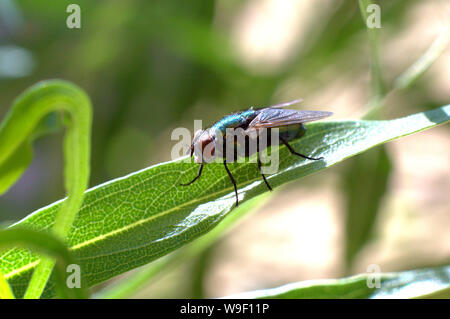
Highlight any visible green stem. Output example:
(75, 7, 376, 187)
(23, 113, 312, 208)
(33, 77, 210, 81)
(394, 27, 449, 90)
(0, 80, 92, 298)
(0, 270, 15, 299)
(358, 0, 385, 103)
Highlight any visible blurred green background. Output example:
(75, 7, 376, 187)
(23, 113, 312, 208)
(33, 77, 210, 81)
(0, 0, 449, 298)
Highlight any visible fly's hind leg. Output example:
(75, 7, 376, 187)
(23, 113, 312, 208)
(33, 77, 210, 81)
(257, 136, 272, 191)
(280, 136, 323, 161)
(223, 160, 239, 206)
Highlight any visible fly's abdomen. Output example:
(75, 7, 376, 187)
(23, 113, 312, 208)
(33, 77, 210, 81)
(278, 123, 306, 142)
(229, 124, 306, 160)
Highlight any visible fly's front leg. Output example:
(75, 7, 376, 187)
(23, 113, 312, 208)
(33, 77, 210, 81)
(180, 164, 204, 186)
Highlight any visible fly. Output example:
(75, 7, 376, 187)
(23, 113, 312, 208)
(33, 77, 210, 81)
(181, 99, 333, 206)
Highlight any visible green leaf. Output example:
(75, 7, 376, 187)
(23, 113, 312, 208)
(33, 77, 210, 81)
(0, 80, 92, 298)
(1, 105, 449, 298)
(0, 228, 88, 299)
(0, 142, 32, 195)
(94, 193, 270, 299)
(225, 266, 450, 299)
(0, 113, 62, 195)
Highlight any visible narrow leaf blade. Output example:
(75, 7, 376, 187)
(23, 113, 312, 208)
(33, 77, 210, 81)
(1, 105, 449, 298)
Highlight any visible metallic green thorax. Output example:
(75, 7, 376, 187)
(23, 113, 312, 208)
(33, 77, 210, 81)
(211, 109, 257, 132)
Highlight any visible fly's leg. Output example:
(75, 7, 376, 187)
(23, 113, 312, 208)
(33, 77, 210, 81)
(180, 164, 204, 186)
(223, 160, 239, 206)
(257, 136, 272, 191)
(280, 136, 323, 161)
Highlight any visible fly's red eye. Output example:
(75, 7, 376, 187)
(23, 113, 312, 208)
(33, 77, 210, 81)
(200, 136, 215, 158)
(200, 136, 211, 150)
(207, 143, 215, 157)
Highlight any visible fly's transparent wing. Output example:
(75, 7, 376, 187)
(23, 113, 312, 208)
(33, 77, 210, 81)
(251, 99, 303, 111)
(265, 98, 303, 109)
(248, 109, 333, 129)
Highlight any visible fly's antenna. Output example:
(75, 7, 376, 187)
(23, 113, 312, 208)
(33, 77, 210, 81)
(268, 98, 303, 109)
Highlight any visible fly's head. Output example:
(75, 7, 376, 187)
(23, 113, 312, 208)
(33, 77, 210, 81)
(190, 128, 217, 163)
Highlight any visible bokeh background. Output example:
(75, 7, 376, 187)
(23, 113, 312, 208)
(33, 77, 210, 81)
(0, 0, 449, 298)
